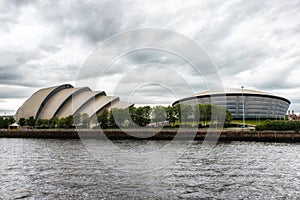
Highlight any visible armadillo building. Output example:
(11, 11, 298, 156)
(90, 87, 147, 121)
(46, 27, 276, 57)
(15, 84, 133, 122)
(173, 88, 290, 120)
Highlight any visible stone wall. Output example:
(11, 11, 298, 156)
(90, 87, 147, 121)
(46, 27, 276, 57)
(1, 129, 300, 142)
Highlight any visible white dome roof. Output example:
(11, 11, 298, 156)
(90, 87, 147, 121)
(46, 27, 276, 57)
(194, 88, 270, 96)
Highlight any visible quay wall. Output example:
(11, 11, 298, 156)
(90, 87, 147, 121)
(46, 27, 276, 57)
(1, 129, 300, 142)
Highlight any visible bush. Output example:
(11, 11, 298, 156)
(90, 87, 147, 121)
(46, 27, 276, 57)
(255, 120, 300, 131)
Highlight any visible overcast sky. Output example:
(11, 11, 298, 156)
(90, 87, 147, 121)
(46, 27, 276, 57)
(0, 0, 299, 114)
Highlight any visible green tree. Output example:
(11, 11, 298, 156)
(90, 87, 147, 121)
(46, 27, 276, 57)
(27, 116, 36, 127)
(198, 104, 231, 126)
(18, 118, 27, 126)
(108, 109, 117, 128)
(89, 115, 99, 129)
(0, 117, 14, 129)
(98, 110, 109, 128)
(49, 117, 59, 128)
(57, 117, 66, 128)
(180, 104, 193, 125)
(199, 104, 212, 125)
(165, 105, 178, 126)
(0, 118, 3, 128)
(65, 115, 74, 128)
(225, 109, 232, 123)
(111, 108, 132, 128)
(36, 119, 44, 128)
(73, 113, 82, 126)
(152, 106, 166, 125)
(130, 106, 151, 127)
(81, 113, 89, 128)
(192, 104, 200, 125)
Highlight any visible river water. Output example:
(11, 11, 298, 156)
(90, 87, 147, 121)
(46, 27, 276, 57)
(0, 138, 299, 199)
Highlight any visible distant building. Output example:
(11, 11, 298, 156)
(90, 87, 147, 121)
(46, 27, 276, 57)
(15, 84, 133, 122)
(286, 110, 300, 121)
(173, 88, 290, 120)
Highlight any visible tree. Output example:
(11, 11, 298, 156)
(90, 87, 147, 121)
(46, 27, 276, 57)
(108, 109, 117, 128)
(199, 104, 211, 125)
(152, 106, 166, 125)
(65, 115, 74, 128)
(89, 115, 99, 129)
(57, 117, 66, 128)
(97, 110, 108, 128)
(49, 117, 59, 128)
(0, 118, 3, 128)
(141, 106, 151, 126)
(0, 117, 14, 129)
(73, 113, 82, 126)
(198, 104, 231, 126)
(81, 113, 89, 128)
(36, 119, 44, 128)
(27, 116, 36, 127)
(130, 106, 151, 127)
(19, 118, 27, 126)
(110, 108, 131, 128)
(192, 104, 200, 125)
(180, 104, 193, 125)
(225, 109, 232, 123)
(165, 105, 178, 126)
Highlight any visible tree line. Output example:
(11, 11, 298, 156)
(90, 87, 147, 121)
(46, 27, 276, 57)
(18, 115, 74, 129)
(90, 104, 231, 129)
(0, 117, 14, 129)
(15, 104, 232, 129)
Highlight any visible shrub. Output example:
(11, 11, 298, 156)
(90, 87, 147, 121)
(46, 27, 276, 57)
(255, 120, 300, 131)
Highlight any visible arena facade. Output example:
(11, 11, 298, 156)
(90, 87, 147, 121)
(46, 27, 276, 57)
(15, 84, 133, 122)
(173, 88, 290, 120)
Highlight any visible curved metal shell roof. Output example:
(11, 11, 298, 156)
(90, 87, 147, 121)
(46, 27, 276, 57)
(15, 84, 73, 121)
(38, 87, 90, 119)
(15, 84, 133, 121)
(76, 95, 119, 117)
(56, 90, 105, 119)
(110, 101, 134, 109)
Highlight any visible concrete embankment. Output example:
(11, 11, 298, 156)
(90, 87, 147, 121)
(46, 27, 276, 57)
(1, 129, 300, 142)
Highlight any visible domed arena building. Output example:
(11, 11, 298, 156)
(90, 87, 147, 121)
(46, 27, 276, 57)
(15, 84, 133, 122)
(173, 88, 290, 120)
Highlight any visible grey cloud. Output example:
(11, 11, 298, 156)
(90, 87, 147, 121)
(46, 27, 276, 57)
(0, 85, 35, 99)
(195, 1, 267, 45)
(256, 81, 299, 91)
(0, 64, 41, 87)
(0, 0, 299, 111)
(0, 1, 21, 23)
(0, 50, 40, 68)
(102, 49, 188, 76)
(38, 44, 61, 53)
(216, 45, 271, 76)
(36, 1, 129, 43)
(77, 28, 221, 83)
(0, 67, 21, 80)
(0, 90, 29, 99)
(8, 0, 34, 6)
(195, 1, 298, 73)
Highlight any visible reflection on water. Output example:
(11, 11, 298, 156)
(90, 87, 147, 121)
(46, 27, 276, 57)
(0, 139, 299, 199)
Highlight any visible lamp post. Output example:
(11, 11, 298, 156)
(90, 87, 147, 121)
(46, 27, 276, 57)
(241, 86, 245, 128)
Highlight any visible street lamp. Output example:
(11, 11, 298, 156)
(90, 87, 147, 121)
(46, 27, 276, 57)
(241, 86, 245, 128)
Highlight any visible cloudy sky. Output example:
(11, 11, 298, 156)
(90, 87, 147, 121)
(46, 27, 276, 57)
(0, 0, 299, 114)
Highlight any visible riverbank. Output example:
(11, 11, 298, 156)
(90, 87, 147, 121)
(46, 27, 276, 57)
(1, 129, 300, 142)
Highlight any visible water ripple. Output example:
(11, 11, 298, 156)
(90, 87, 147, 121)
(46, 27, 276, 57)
(0, 139, 299, 199)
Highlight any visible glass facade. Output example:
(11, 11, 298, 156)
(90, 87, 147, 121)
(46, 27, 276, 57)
(179, 93, 290, 120)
